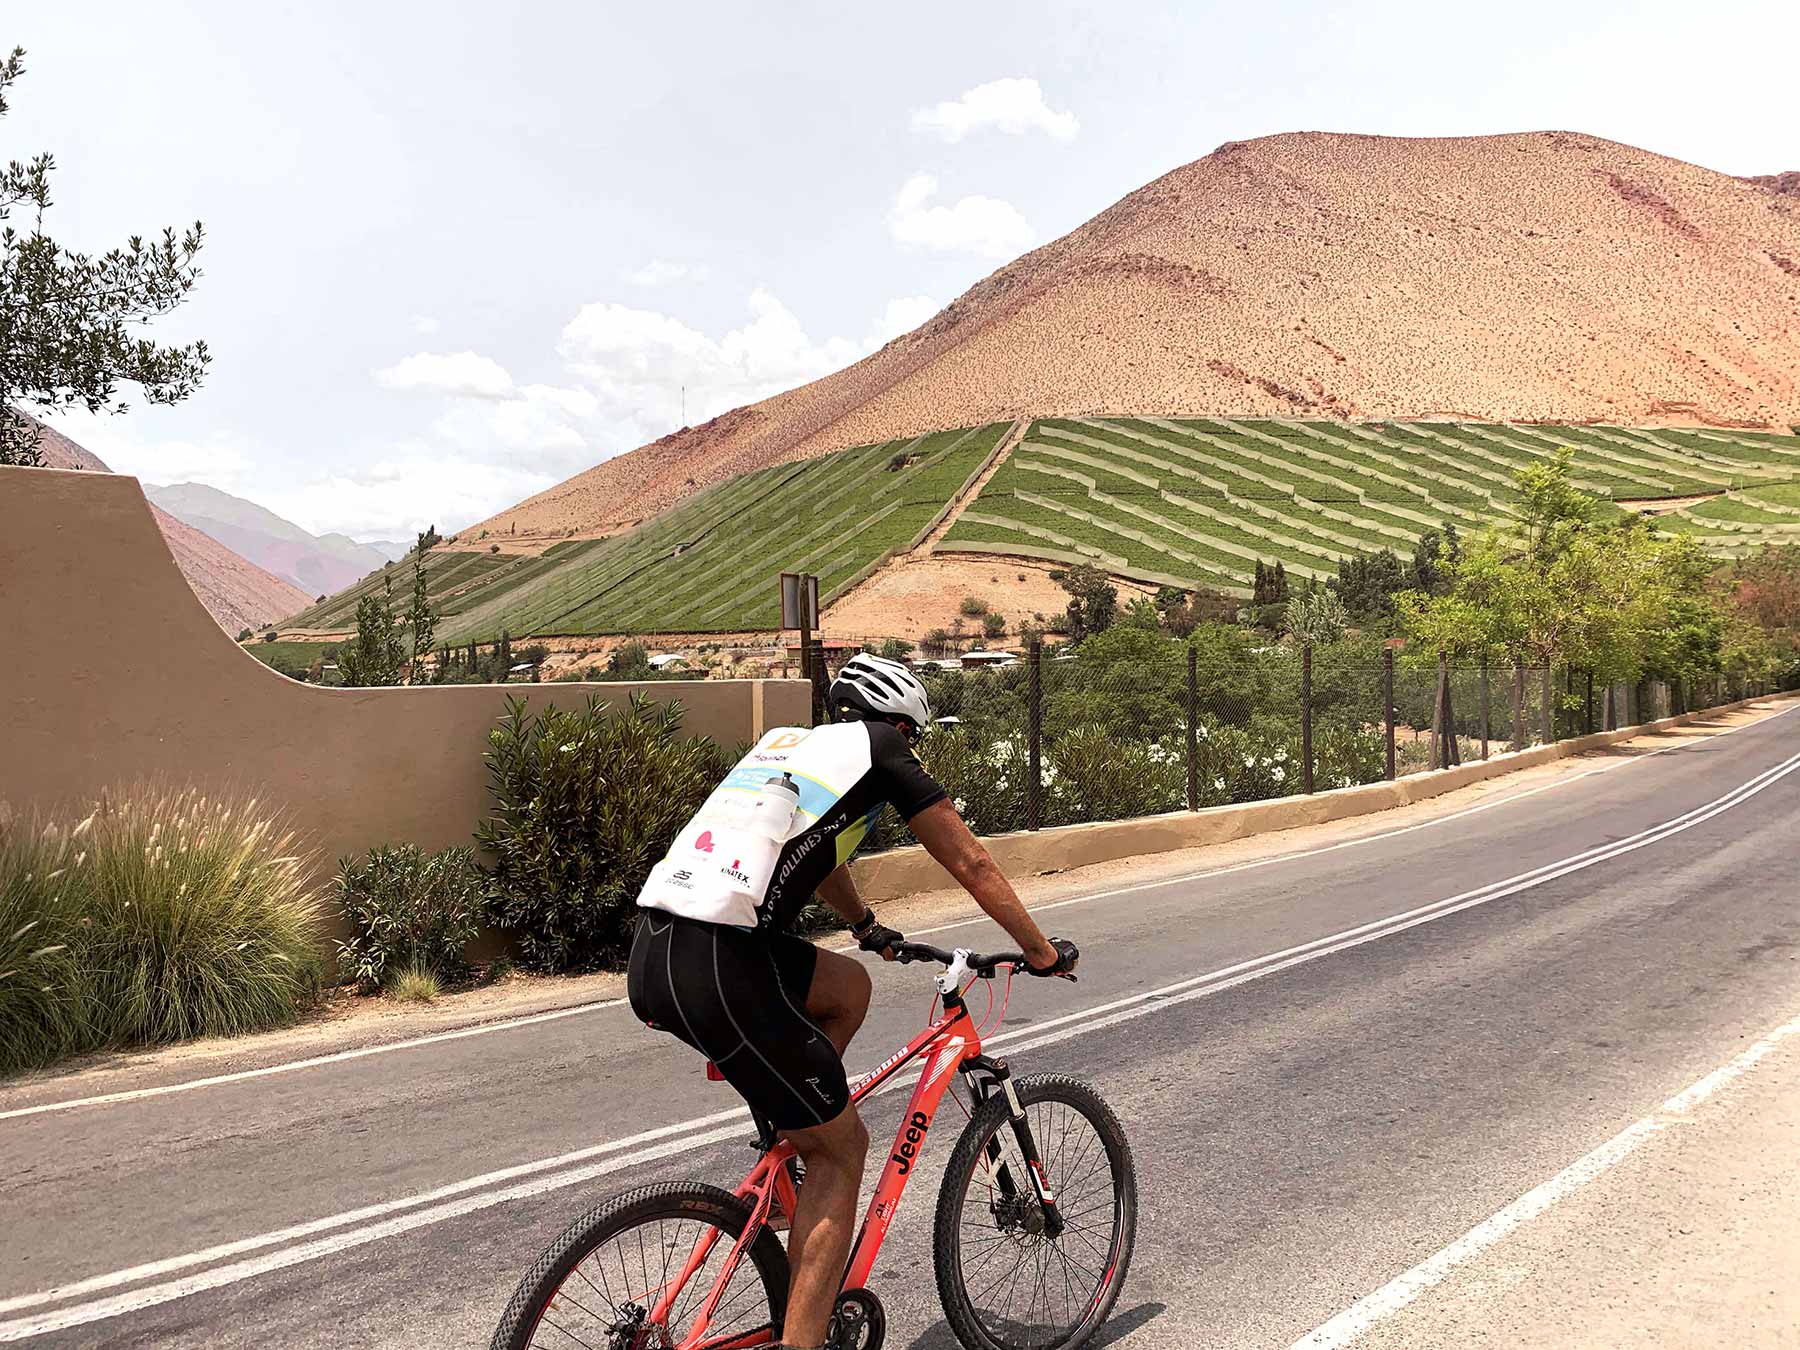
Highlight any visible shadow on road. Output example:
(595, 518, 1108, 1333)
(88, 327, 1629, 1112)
(903, 1301, 1168, 1348)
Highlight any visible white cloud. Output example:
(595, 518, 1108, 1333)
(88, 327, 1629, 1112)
(889, 174, 1035, 259)
(263, 452, 557, 539)
(558, 288, 869, 437)
(374, 351, 517, 400)
(911, 77, 1078, 143)
(410, 315, 441, 335)
(622, 259, 708, 286)
(867, 295, 940, 346)
(42, 411, 257, 492)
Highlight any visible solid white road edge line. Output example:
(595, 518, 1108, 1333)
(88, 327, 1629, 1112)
(4, 744, 1795, 1340)
(1286, 1007, 1800, 1350)
(5, 699, 1788, 1125)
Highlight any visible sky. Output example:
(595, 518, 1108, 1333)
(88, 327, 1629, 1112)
(12, 0, 1798, 541)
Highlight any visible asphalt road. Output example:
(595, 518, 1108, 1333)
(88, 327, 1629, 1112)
(4, 701, 1798, 1348)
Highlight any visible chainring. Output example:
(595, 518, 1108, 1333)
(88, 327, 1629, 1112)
(829, 1287, 886, 1350)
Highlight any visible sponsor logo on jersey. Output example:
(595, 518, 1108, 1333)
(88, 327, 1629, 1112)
(695, 831, 715, 853)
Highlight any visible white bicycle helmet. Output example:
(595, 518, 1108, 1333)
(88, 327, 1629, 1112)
(829, 653, 934, 741)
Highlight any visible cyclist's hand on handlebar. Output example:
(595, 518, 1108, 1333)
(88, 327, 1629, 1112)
(855, 920, 905, 962)
(1026, 937, 1079, 980)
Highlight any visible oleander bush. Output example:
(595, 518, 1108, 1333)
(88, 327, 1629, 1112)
(335, 845, 485, 993)
(0, 788, 325, 1076)
(478, 693, 731, 972)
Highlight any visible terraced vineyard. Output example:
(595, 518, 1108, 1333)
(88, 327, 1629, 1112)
(939, 418, 1800, 595)
(282, 423, 1012, 641)
(282, 417, 1800, 640)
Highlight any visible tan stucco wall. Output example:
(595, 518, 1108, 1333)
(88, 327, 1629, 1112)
(0, 467, 811, 877)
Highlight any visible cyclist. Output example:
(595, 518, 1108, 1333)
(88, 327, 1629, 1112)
(627, 652, 1077, 1350)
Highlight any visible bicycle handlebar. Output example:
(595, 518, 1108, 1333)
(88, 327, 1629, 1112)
(890, 940, 1026, 976)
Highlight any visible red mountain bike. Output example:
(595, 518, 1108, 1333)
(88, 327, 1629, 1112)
(492, 941, 1137, 1350)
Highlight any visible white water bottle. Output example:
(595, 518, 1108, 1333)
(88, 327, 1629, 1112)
(718, 772, 801, 901)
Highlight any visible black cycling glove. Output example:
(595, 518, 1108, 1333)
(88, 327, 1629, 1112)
(1027, 937, 1080, 978)
(851, 912, 904, 957)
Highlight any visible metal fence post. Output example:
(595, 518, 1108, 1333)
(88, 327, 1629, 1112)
(1541, 665, 1555, 744)
(1301, 643, 1314, 795)
(1383, 647, 1396, 781)
(1479, 656, 1491, 760)
(1584, 670, 1594, 735)
(1185, 644, 1199, 810)
(1027, 635, 1043, 831)
(808, 638, 827, 725)
(1512, 663, 1525, 752)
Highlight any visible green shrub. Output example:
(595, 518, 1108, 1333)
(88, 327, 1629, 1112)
(959, 595, 990, 618)
(77, 788, 325, 1046)
(387, 962, 441, 1003)
(335, 845, 484, 993)
(1, 789, 325, 1074)
(982, 612, 1007, 640)
(478, 694, 731, 972)
(0, 818, 89, 1074)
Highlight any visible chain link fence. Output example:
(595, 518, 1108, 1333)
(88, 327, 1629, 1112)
(791, 635, 1774, 851)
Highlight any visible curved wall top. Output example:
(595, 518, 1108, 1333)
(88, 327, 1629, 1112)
(0, 466, 809, 872)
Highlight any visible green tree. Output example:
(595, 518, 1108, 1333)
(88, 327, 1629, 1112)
(414, 525, 440, 555)
(1, 48, 209, 466)
(338, 578, 406, 687)
(403, 557, 435, 684)
(1331, 548, 1409, 622)
(607, 640, 651, 680)
(1049, 563, 1118, 643)
(1284, 584, 1349, 647)
(877, 637, 914, 662)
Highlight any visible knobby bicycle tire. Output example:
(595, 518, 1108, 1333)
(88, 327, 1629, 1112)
(932, 1073, 1137, 1350)
(491, 1181, 790, 1350)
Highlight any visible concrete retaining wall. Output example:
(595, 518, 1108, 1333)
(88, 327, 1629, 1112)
(0, 466, 811, 877)
(848, 695, 1790, 901)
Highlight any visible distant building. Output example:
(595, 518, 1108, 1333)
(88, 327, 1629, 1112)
(959, 650, 1020, 669)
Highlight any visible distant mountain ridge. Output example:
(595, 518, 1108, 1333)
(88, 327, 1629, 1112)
(25, 419, 311, 634)
(473, 130, 1800, 542)
(145, 481, 389, 595)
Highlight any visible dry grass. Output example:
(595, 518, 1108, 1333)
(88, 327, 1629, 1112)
(386, 963, 442, 1004)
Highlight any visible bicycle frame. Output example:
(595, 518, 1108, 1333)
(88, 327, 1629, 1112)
(653, 975, 1053, 1350)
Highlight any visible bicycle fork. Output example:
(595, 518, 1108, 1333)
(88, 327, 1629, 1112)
(962, 1055, 1066, 1240)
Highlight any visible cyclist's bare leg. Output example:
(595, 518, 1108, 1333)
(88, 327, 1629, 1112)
(779, 1102, 868, 1346)
(803, 945, 870, 1055)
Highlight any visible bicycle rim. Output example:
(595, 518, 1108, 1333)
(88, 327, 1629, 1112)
(935, 1075, 1136, 1350)
(495, 1184, 787, 1350)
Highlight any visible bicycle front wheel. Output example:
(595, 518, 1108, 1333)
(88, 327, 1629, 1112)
(933, 1073, 1136, 1350)
(491, 1181, 790, 1350)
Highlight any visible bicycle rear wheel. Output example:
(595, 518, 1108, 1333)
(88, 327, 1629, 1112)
(491, 1181, 790, 1350)
(933, 1073, 1136, 1350)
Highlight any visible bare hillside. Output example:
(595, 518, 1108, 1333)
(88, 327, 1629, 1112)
(28, 420, 311, 634)
(477, 130, 1800, 540)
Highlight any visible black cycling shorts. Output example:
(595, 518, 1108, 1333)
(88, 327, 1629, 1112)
(626, 910, 850, 1130)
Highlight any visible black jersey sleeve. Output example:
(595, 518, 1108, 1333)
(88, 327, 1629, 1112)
(867, 721, 948, 821)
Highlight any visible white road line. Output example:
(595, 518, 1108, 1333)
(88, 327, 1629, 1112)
(5, 742, 1795, 1341)
(6, 700, 1787, 1124)
(1288, 1008, 1800, 1350)
(0, 998, 629, 1123)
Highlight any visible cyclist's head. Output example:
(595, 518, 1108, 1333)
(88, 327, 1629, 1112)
(828, 653, 933, 744)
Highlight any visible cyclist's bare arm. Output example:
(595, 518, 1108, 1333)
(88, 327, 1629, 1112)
(907, 799, 1061, 970)
(816, 864, 871, 927)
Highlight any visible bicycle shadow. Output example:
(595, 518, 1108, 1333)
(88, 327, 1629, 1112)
(902, 1300, 1167, 1349)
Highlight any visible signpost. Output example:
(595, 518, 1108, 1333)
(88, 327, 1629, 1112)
(779, 572, 822, 718)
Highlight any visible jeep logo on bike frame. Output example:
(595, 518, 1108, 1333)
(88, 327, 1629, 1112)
(890, 1110, 930, 1175)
